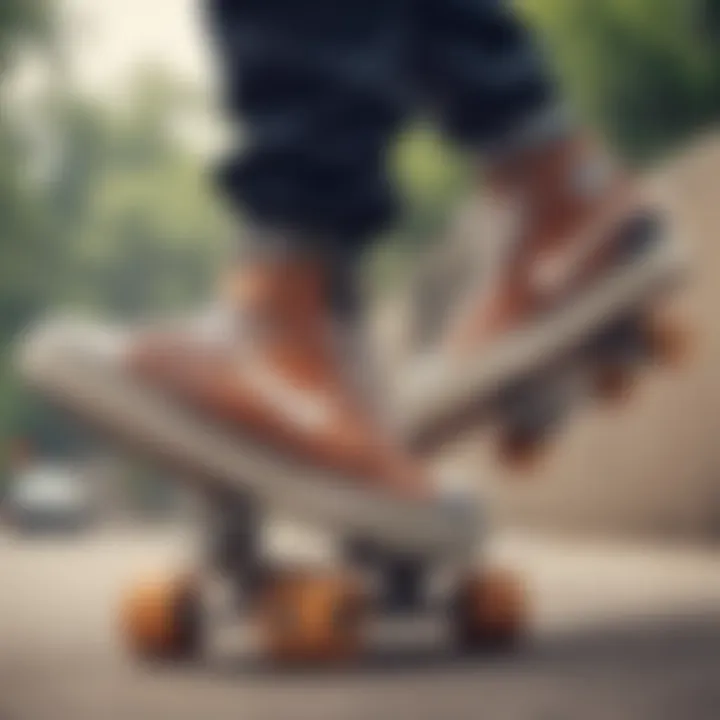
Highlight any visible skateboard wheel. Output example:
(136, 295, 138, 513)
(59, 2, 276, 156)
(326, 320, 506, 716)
(451, 568, 527, 653)
(642, 311, 689, 369)
(256, 569, 366, 666)
(592, 362, 637, 404)
(496, 427, 549, 470)
(119, 572, 203, 662)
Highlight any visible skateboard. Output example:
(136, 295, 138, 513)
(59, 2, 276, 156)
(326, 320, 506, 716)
(395, 213, 689, 467)
(16, 319, 527, 667)
(119, 491, 527, 666)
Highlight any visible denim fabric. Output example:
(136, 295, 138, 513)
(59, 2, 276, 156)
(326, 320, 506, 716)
(206, 0, 555, 252)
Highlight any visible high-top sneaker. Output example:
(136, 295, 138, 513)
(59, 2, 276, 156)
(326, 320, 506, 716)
(18, 253, 476, 555)
(448, 132, 657, 349)
(399, 131, 681, 450)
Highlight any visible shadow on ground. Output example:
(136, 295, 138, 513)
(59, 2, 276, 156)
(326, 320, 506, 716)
(175, 614, 720, 685)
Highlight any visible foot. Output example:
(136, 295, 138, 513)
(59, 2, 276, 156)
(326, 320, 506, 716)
(19, 248, 484, 554)
(52, 259, 428, 510)
(115, 256, 430, 500)
(446, 131, 659, 352)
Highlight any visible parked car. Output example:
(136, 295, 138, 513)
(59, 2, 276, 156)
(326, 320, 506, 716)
(4, 464, 96, 533)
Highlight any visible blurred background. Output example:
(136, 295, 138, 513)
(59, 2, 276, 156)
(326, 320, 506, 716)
(3, 0, 720, 534)
(2, 2, 720, 719)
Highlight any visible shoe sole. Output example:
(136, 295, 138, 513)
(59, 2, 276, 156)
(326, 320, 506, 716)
(16, 321, 477, 560)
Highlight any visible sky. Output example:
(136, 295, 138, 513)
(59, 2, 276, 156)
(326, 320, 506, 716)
(61, 0, 214, 95)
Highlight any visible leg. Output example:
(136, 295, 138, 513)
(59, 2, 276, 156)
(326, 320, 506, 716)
(401, 0, 678, 454)
(412, 0, 558, 152)
(206, 0, 410, 256)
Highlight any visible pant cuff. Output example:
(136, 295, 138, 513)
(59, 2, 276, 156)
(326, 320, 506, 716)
(481, 104, 575, 162)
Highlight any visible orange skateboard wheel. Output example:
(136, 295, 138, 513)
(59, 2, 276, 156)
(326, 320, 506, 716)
(592, 362, 638, 404)
(642, 310, 690, 369)
(496, 426, 550, 471)
(119, 572, 202, 662)
(451, 567, 527, 652)
(256, 569, 366, 666)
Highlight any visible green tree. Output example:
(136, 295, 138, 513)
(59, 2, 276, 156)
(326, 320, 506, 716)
(522, 0, 720, 160)
(0, 0, 57, 474)
(1, 60, 232, 471)
(43, 70, 231, 319)
(0, 0, 51, 72)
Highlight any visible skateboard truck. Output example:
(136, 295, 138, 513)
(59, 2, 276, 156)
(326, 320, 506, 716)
(119, 488, 527, 666)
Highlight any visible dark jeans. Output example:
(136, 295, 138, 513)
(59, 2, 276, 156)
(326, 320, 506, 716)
(207, 0, 554, 255)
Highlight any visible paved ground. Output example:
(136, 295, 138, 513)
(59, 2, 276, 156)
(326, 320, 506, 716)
(2, 525, 720, 720)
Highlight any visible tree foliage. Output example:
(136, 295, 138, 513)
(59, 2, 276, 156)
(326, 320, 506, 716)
(1, 60, 230, 469)
(521, 0, 720, 160)
(0, 0, 51, 73)
(44, 71, 231, 319)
